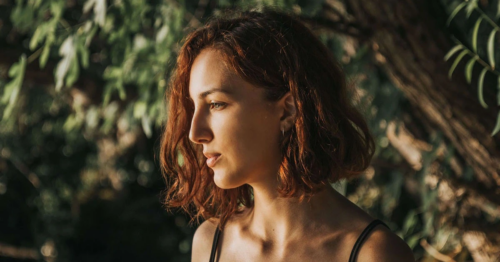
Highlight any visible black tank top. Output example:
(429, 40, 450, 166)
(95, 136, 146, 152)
(208, 219, 389, 262)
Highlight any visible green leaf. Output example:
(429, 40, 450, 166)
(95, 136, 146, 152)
(40, 43, 51, 69)
(448, 50, 468, 79)
(65, 54, 80, 87)
(50, 1, 64, 20)
(1, 54, 26, 120)
(465, 57, 476, 83)
(466, 0, 477, 18)
(117, 81, 126, 100)
(406, 233, 422, 250)
(63, 113, 82, 132)
(134, 101, 147, 118)
(85, 26, 98, 47)
(2, 55, 26, 103)
(102, 83, 114, 106)
(444, 45, 463, 61)
(487, 29, 497, 69)
(83, 0, 94, 13)
(10, 1, 34, 31)
(402, 210, 418, 236)
(39, 34, 54, 69)
(498, 76, 500, 106)
(447, 2, 467, 26)
(492, 111, 500, 136)
(155, 25, 170, 43)
(472, 17, 483, 53)
(29, 25, 46, 51)
(83, 0, 107, 27)
(55, 36, 76, 91)
(478, 67, 488, 108)
(497, 0, 500, 19)
(32, 0, 42, 8)
(141, 115, 152, 138)
(7, 63, 19, 78)
(78, 42, 89, 69)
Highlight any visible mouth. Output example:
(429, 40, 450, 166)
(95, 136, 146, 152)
(206, 154, 221, 168)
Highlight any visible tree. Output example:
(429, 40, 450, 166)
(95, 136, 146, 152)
(1, 0, 499, 261)
(300, 0, 500, 260)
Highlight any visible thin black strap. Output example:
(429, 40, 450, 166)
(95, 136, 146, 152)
(348, 219, 390, 262)
(209, 226, 221, 262)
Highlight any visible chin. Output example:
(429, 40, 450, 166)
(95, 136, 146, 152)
(213, 170, 243, 189)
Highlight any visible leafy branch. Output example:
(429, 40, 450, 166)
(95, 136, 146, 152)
(445, 0, 500, 136)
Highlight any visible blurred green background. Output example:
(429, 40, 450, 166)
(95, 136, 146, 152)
(1, 0, 500, 261)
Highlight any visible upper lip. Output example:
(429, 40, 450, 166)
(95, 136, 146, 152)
(203, 152, 221, 158)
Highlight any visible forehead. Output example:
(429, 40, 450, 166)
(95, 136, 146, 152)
(188, 49, 237, 98)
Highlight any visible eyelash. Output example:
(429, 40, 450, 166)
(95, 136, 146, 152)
(209, 102, 226, 110)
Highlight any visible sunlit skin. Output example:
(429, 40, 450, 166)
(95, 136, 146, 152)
(188, 49, 286, 190)
(189, 48, 415, 262)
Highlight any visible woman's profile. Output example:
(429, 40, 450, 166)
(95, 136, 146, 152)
(160, 9, 415, 262)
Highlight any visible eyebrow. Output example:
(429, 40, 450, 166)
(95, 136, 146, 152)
(195, 88, 234, 100)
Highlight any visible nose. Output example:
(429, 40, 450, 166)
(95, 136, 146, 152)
(188, 108, 213, 144)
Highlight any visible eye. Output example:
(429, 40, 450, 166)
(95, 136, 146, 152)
(209, 102, 226, 110)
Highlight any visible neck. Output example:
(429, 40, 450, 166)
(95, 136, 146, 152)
(245, 178, 342, 245)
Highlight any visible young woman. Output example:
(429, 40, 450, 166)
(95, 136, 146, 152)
(160, 9, 414, 262)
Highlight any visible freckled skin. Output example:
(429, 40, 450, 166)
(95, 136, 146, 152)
(189, 48, 415, 262)
(189, 48, 283, 189)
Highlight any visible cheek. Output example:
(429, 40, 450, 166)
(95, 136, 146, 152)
(226, 109, 280, 166)
(210, 105, 280, 186)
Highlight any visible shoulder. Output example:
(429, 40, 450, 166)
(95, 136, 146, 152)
(357, 224, 415, 262)
(191, 218, 219, 262)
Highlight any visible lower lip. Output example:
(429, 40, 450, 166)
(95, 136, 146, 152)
(206, 155, 221, 167)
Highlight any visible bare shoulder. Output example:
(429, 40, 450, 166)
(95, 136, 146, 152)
(357, 225, 415, 262)
(191, 218, 219, 262)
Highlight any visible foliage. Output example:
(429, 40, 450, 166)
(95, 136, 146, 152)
(445, 0, 500, 135)
(1, 0, 496, 261)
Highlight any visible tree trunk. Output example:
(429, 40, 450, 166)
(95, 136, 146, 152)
(309, 0, 500, 259)
(344, 0, 500, 185)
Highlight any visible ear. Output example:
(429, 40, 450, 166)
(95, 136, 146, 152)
(278, 92, 297, 131)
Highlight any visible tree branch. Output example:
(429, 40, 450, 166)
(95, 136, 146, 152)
(0, 242, 38, 260)
(298, 15, 371, 40)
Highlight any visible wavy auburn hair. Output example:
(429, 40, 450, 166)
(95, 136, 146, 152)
(159, 9, 375, 227)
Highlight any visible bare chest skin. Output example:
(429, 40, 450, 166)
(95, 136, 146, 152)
(211, 203, 375, 262)
(215, 229, 359, 262)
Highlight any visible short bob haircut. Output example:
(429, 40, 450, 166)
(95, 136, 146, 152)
(159, 9, 375, 227)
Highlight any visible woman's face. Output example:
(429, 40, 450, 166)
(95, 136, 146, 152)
(188, 48, 284, 189)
